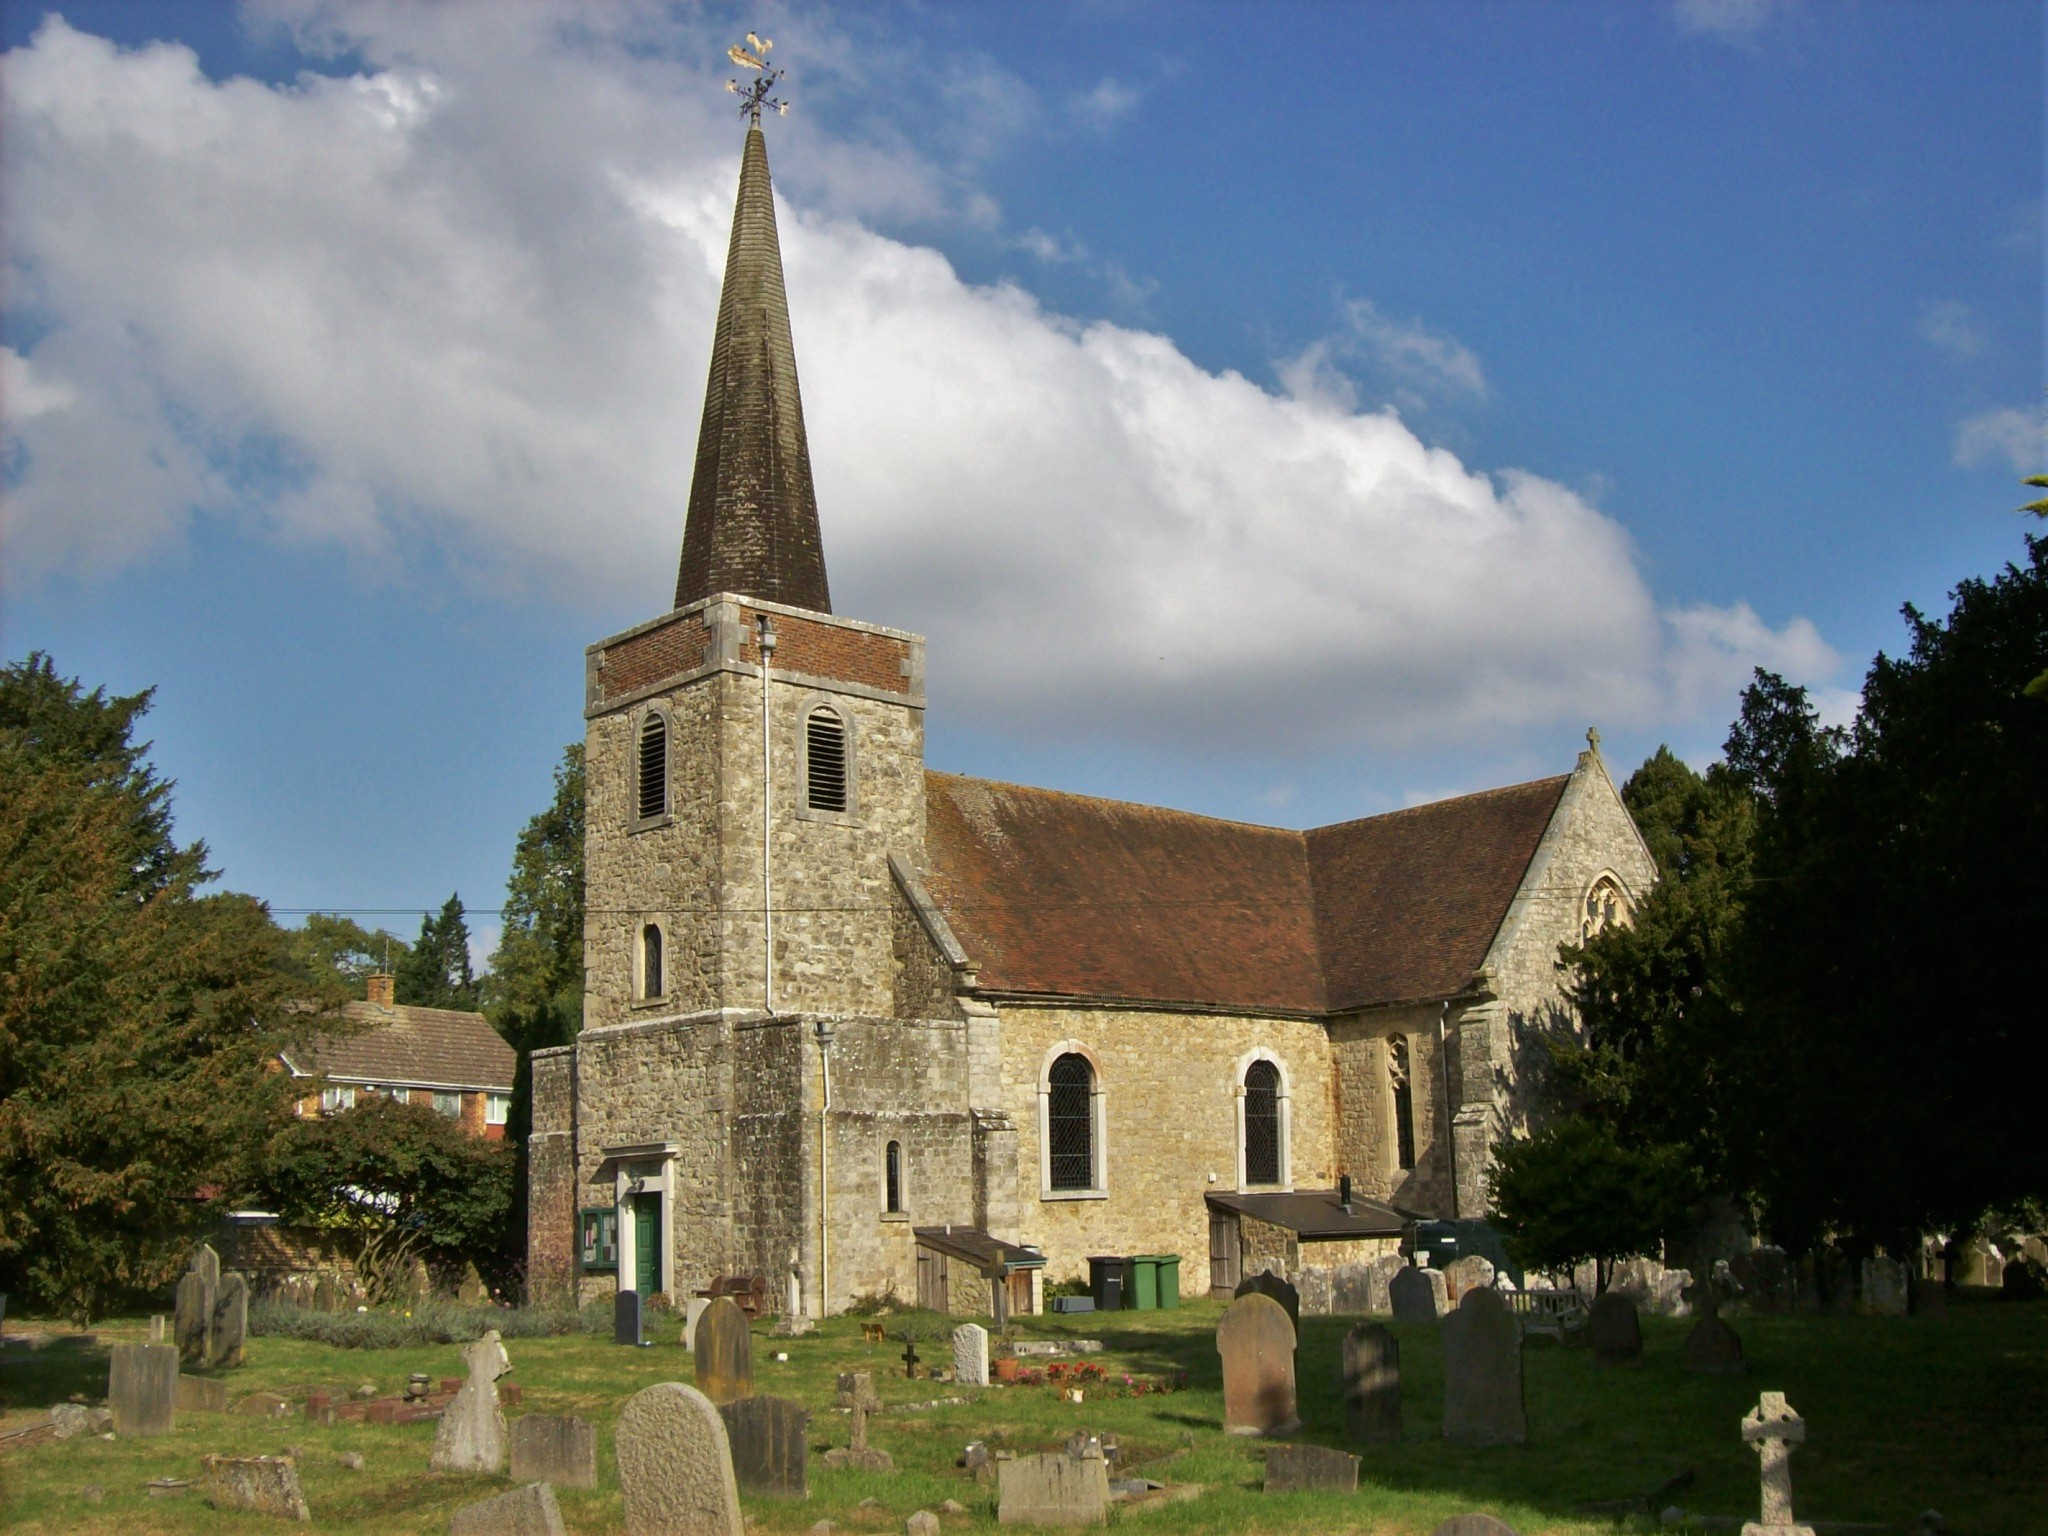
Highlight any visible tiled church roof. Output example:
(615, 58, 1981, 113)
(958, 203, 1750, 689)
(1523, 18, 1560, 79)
(674, 121, 832, 614)
(923, 770, 1571, 1016)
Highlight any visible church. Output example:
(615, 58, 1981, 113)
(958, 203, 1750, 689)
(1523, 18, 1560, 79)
(526, 109, 1656, 1322)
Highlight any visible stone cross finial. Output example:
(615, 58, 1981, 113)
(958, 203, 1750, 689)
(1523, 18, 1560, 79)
(1740, 1392, 1816, 1535)
(1586, 725, 1602, 755)
(725, 33, 789, 124)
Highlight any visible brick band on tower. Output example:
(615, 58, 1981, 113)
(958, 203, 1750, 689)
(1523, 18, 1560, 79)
(674, 120, 832, 614)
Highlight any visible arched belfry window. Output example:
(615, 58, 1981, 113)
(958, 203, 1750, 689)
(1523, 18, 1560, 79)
(1046, 1053, 1096, 1193)
(1583, 875, 1627, 940)
(805, 706, 847, 813)
(884, 1140, 903, 1214)
(640, 923, 664, 1000)
(637, 711, 669, 822)
(1243, 1059, 1282, 1186)
(1389, 1035, 1417, 1172)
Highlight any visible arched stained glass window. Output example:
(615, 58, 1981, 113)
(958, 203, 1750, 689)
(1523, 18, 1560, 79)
(1244, 1059, 1281, 1185)
(1047, 1053, 1095, 1192)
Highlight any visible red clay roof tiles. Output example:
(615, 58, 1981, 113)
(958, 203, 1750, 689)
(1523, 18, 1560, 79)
(281, 1001, 516, 1093)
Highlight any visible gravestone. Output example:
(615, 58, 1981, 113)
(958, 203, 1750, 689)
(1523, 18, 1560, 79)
(1909, 1277, 1947, 1319)
(1588, 1292, 1643, 1364)
(1216, 1291, 1299, 1436)
(1340, 1321, 1401, 1443)
(952, 1324, 990, 1387)
(997, 1451, 1110, 1526)
(450, 1482, 567, 1536)
(1441, 1255, 1495, 1306)
(509, 1415, 598, 1488)
(719, 1395, 810, 1498)
(108, 1340, 179, 1437)
(1429, 1517, 1521, 1536)
(199, 1454, 310, 1522)
(1861, 1256, 1908, 1317)
(1683, 1304, 1747, 1375)
(1389, 1265, 1447, 1323)
(430, 1330, 512, 1474)
(822, 1374, 891, 1471)
(1740, 1391, 1817, 1536)
(616, 1290, 645, 1347)
(1440, 1288, 1525, 1447)
(835, 1371, 880, 1410)
(189, 1242, 221, 1293)
(694, 1296, 754, 1404)
(1329, 1263, 1374, 1315)
(177, 1374, 228, 1413)
(615, 1382, 743, 1536)
(212, 1272, 249, 1369)
(459, 1261, 491, 1305)
(176, 1271, 214, 1367)
(1263, 1443, 1360, 1492)
(682, 1296, 710, 1350)
(1234, 1269, 1301, 1329)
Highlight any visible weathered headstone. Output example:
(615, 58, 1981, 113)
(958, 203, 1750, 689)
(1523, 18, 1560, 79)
(198, 1454, 310, 1522)
(1740, 1391, 1817, 1536)
(1340, 1321, 1401, 1443)
(176, 1271, 214, 1367)
(1441, 1255, 1495, 1306)
(108, 1340, 179, 1437)
(835, 1370, 880, 1410)
(1263, 1443, 1360, 1492)
(1588, 1291, 1643, 1364)
(1216, 1291, 1299, 1437)
(1234, 1269, 1301, 1329)
(177, 1374, 228, 1413)
(430, 1330, 513, 1474)
(509, 1415, 598, 1488)
(1441, 1287, 1525, 1447)
(682, 1296, 710, 1350)
(1390, 1265, 1447, 1323)
(616, 1290, 645, 1347)
(719, 1394, 810, 1498)
(1428, 1517, 1521, 1536)
(190, 1243, 222, 1292)
(694, 1296, 754, 1404)
(400, 1255, 434, 1304)
(822, 1375, 892, 1471)
(450, 1482, 568, 1536)
(1684, 1305, 1746, 1376)
(952, 1323, 990, 1387)
(997, 1452, 1110, 1526)
(1861, 1256, 1908, 1317)
(212, 1272, 249, 1369)
(459, 1261, 491, 1305)
(616, 1382, 744, 1536)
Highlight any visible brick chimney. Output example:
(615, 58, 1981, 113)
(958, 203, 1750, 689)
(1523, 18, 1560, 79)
(366, 972, 396, 1009)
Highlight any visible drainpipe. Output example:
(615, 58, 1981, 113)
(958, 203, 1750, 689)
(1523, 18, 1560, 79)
(757, 614, 776, 1014)
(1438, 1000, 1460, 1220)
(816, 1019, 836, 1318)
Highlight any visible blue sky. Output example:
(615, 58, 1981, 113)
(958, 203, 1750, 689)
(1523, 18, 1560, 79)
(3, 1, 2040, 960)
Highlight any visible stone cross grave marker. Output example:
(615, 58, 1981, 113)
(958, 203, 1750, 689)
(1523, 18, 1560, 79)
(1390, 1265, 1447, 1323)
(1234, 1269, 1300, 1329)
(997, 1451, 1110, 1527)
(108, 1338, 179, 1437)
(1588, 1291, 1642, 1364)
(719, 1394, 810, 1499)
(822, 1371, 892, 1471)
(1341, 1321, 1401, 1443)
(1441, 1287, 1525, 1447)
(952, 1323, 989, 1387)
(430, 1329, 513, 1474)
(693, 1296, 754, 1404)
(1216, 1290, 1299, 1437)
(616, 1289, 645, 1347)
(450, 1481, 568, 1536)
(1264, 1443, 1360, 1492)
(212, 1271, 248, 1369)
(616, 1381, 743, 1536)
(509, 1414, 598, 1488)
(1740, 1392, 1817, 1536)
(901, 1338, 920, 1378)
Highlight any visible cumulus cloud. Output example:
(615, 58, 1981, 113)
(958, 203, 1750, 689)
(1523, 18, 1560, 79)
(2, 7, 1834, 756)
(1672, 0, 1778, 43)
(1278, 298, 1488, 413)
(1918, 300, 1984, 362)
(1953, 406, 2044, 473)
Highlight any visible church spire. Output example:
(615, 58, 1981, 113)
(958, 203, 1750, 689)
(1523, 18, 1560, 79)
(674, 71, 830, 614)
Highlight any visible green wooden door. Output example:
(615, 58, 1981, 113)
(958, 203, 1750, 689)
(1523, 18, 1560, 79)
(632, 1193, 661, 1296)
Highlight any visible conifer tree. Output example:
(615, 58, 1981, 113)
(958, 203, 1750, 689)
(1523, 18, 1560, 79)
(395, 893, 479, 1010)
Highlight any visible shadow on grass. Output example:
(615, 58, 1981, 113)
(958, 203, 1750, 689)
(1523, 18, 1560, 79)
(0, 1333, 112, 1413)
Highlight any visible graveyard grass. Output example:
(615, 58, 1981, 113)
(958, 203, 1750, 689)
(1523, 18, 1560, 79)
(2, 1295, 2042, 1535)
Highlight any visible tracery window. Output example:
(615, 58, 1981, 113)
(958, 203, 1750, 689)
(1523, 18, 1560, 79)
(637, 710, 669, 822)
(805, 707, 848, 812)
(1583, 875, 1626, 939)
(1243, 1059, 1282, 1186)
(1046, 1052, 1096, 1193)
(1389, 1035, 1417, 1172)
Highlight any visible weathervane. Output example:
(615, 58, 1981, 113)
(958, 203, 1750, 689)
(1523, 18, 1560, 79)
(725, 33, 788, 124)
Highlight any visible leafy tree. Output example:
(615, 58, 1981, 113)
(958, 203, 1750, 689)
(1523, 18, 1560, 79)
(1488, 1117, 1702, 1293)
(259, 1093, 512, 1300)
(395, 893, 478, 1010)
(0, 654, 315, 1321)
(281, 912, 412, 999)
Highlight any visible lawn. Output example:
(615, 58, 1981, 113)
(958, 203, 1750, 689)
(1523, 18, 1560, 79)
(1, 1294, 2041, 1535)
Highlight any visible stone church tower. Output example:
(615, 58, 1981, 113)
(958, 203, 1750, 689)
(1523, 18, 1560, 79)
(527, 113, 1657, 1322)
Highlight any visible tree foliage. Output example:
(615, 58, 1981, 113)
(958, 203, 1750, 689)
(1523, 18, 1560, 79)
(395, 893, 478, 1010)
(0, 654, 313, 1321)
(1488, 1118, 1701, 1293)
(281, 912, 413, 1000)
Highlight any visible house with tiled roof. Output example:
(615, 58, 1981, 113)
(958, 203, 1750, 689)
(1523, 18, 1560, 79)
(525, 106, 1655, 1322)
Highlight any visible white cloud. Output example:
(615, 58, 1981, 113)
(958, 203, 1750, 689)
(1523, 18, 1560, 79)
(2, 8, 1834, 757)
(1953, 407, 2044, 473)
(1072, 76, 1140, 130)
(1013, 227, 1086, 264)
(1918, 300, 1984, 362)
(1673, 0, 1777, 43)
(1278, 298, 1487, 414)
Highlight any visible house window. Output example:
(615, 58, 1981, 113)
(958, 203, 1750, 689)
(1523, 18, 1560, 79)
(884, 1140, 904, 1213)
(1389, 1035, 1416, 1172)
(1046, 1052, 1097, 1192)
(805, 706, 847, 812)
(320, 1085, 356, 1114)
(433, 1091, 461, 1118)
(485, 1093, 510, 1126)
(1243, 1059, 1282, 1186)
(641, 923, 664, 999)
(637, 710, 668, 822)
(1583, 875, 1627, 939)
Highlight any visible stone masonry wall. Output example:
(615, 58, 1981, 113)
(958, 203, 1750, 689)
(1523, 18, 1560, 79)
(997, 1005, 1336, 1287)
(1326, 1002, 1455, 1216)
(525, 1048, 579, 1304)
